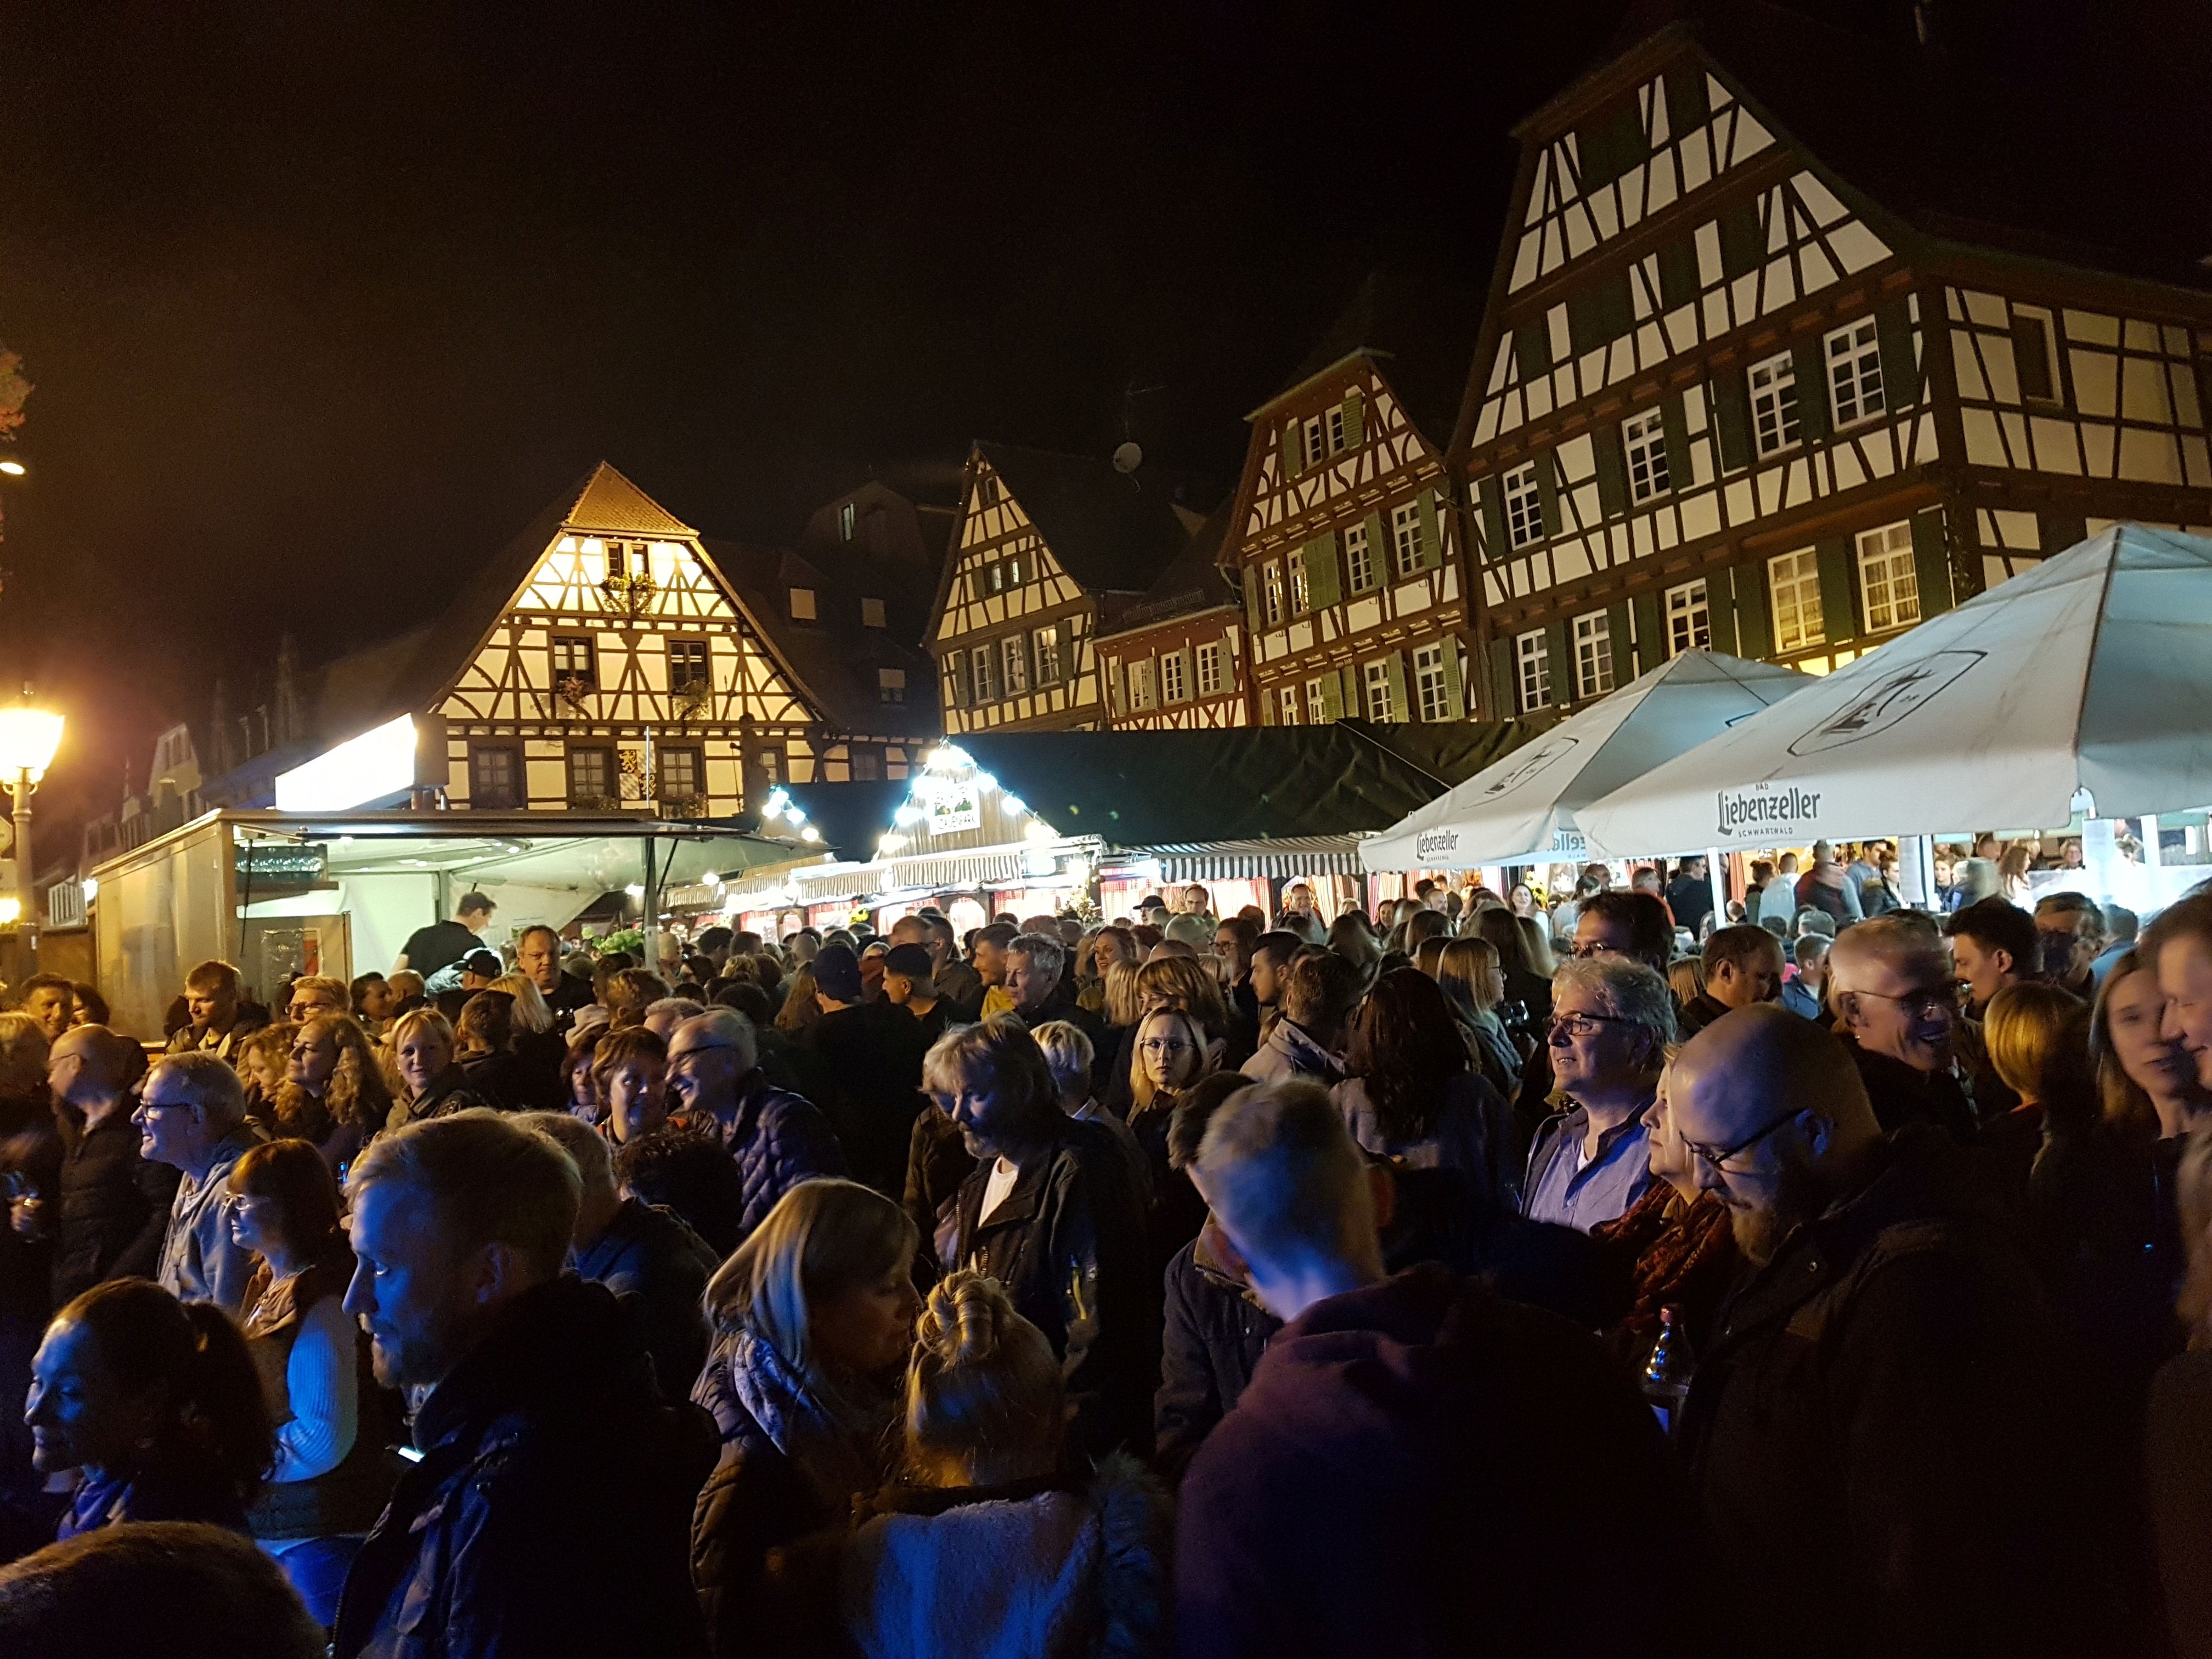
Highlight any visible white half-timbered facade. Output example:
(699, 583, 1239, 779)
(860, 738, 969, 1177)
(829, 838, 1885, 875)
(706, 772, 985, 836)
(1231, 276, 1479, 728)
(1455, 20, 2212, 719)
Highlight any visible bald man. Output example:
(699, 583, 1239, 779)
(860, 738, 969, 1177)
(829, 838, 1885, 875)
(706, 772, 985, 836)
(1671, 1006, 2111, 1659)
(1824, 917, 1976, 1141)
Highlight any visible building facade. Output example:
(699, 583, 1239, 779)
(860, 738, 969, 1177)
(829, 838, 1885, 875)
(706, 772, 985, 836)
(1455, 21, 2212, 720)
(1228, 276, 1480, 729)
(1096, 511, 1251, 729)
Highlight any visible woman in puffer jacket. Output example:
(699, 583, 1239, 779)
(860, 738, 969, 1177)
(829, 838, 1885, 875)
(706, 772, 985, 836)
(831, 1268, 1170, 1658)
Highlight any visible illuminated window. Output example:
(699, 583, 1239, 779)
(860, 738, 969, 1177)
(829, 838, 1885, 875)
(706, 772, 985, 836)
(1573, 612, 1613, 699)
(1262, 562, 1285, 627)
(1344, 521, 1375, 592)
(667, 640, 710, 691)
(840, 502, 856, 540)
(1002, 634, 1029, 695)
(1032, 626, 1060, 685)
(1304, 414, 1327, 465)
(861, 597, 886, 628)
(970, 644, 996, 702)
(1128, 658, 1156, 710)
(1327, 404, 1346, 452)
(1288, 548, 1308, 613)
(1769, 549, 1825, 653)
(1516, 629, 1551, 712)
(1278, 684, 1301, 725)
(1503, 462, 1544, 549)
(1197, 641, 1224, 696)
(1364, 658, 1400, 721)
(1666, 579, 1710, 655)
(1413, 643, 1451, 721)
(1161, 650, 1188, 704)
(977, 475, 1000, 507)
(1826, 317, 1885, 427)
(1750, 351, 1802, 457)
(1623, 408, 1671, 502)
(1857, 521, 1921, 632)
(1306, 676, 1328, 724)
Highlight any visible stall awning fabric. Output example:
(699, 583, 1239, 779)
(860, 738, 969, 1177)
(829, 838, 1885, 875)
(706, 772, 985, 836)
(1576, 528, 2212, 854)
(1361, 652, 1813, 871)
(1146, 837, 1369, 880)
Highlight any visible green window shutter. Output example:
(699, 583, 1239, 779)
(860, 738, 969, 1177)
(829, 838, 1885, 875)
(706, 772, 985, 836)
(1576, 101, 1648, 189)
(1566, 290, 1602, 357)
(1257, 681, 1276, 725)
(1544, 618, 1571, 699)
(1792, 338, 1832, 442)
(1735, 560, 1775, 659)
(1056, 620, 1076, 682)
(1665, 66, 1711, 138)
(1341, 390, 1365, 448)
(1632, 589, 1664, 674)
(1304, 531, 1341, 610)
(1605, 601, 1634, 690)
(1815, 537, 1858, 644)
(1282, 422, 1304, 478)
(1719, 198, 1764, 279)
(1910, 509, 1954, 619)
(944, 652, 967, 708)
(1596, 268, 1633, 341)
(1487, 637, 1515, 720)
(1321, 672, 1345, 721)
(1477, 476, 1508, 562)
(1341, 664, 1362, 718)
(1570, 274, 1633, 357)
(1383, 652, 1409, 723)
(1661, 395, 1692, 492)
(1440, 635, 1465, 719)
(1415, 491, 1442, 570)
(1361, 510, 1387, 588)
(1592, 423, 1628, 520)
(1712, 370, 1753, 473)
(1514, 320, 1552, 380)
(1875, 300, 1920, 407)
(1657, 238, 1700, 312)
(1536, 459, 1561, 539)
(1706, 567, 1740, 656)
(1243, 567, 1264, 632)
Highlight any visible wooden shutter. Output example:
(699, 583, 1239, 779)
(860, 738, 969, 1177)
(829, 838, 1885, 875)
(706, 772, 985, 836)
(1876, 300, 1920, 407)
(1282, 421, 1304, 478)
(1243, 567, 1265, 631)
(1719, 197, 1764, 278)
(1321, 672, 1345, 721)
(1661, 395, 1692, 492)
(1257, 679, 1276, 724)
(1632, 589, 1664, 674)
(1536, 458, 1561, 539)
(1362, 510, 1387, 588)
(1605, 601, 1633, 690)
(1304, 531, 1341, 610)
(1056, 619, 1076, 685)
(1514, 320, 1553, 380)
(1910, 509, 1954, 619)
(944, 651, 967, 708)
(1735, 558, 1776, 659)
(1793, 338, 1831, 442)
(1815, 537, 1858, 644)
(1487, 638, 1515, 720)
(1711, 370, 1753, 472)
(1341, 390, 1365, 448)
(1416, 491, 1442, 570)
(1341, 663, 1363, 719)
(1706, 567, 1740, 656)
(1544, 617, 1571, 701)
(1596, 268, 1634, 341)
(1477, 476, 1508, 562)
(1665, 66, 1711, 136)
(1593, 423, 1629, 520)
(1440, 636, 1465, 719)
(1383, 653, 1409, 724)
(1657, 239, 1700, 312)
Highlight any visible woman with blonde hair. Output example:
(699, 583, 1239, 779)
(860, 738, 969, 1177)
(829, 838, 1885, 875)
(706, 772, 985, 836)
(775, 967, 823, 1037)
(383, 1008, 493, 1130)
(1436, 936, 1521, 1099)
(274, 1012, 392, 1169)
(236, 1022, 296, 1131)
(832, 1268, 1168, 1658)
(490, 972, 555, 1036)
(1101, 960, 1144, 1032)
(1980, 982, 2092, 1200)
(691, 1177, 922, 1659)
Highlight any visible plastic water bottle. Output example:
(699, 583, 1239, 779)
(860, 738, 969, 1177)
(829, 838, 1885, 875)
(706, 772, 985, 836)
(1642, 1304, 1695, 1436)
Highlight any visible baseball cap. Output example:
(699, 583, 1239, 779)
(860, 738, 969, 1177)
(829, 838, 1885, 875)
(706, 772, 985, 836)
(812, 943, 865, 1003)
(882, 943, 934, 980)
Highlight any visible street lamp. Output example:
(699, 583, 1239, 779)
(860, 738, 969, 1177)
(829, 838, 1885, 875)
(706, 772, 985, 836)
(0, 707, 64, 970)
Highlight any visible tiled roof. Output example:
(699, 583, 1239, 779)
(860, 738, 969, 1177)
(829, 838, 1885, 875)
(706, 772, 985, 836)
(1265, 270, 1485, 447)
(976, 441, 1214, 595)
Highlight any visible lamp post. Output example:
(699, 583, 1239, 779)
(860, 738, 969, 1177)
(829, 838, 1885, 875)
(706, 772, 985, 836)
(0, 706, 64, 972)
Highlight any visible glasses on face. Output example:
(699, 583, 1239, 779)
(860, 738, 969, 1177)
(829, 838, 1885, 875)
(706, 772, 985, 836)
(1569, 940, 1626, 961)
(1139, 1037, 1193, 1058)
(1548, 1011, 1636, 1041)
(1852, 985, 1956, 1022)
(1681, 1110, 1800, 1173)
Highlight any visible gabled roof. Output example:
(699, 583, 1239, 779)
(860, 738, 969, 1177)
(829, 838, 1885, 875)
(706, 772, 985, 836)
(974, 441, 1208, 595)
(568, 462, 697, 537)
(1095, 498, 1238, 639)
(1257, 270, 1485, 448)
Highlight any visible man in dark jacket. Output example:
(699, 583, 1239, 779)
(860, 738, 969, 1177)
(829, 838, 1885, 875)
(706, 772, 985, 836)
(1671, 1005, 2119, 1659)
(40, 1026, 178, 1305)
(1663, 855, 1716, 938)
(1004, 933, 1108, 1054)
(800, 945, 927, 1199)
(1827, 917, 1979, 1141)
(667, 1008, 845, 1244)
(1678, 924, 1785, 1038)
(1175, 1077, 1696, 1658)
(336, 1111, 714, 1659)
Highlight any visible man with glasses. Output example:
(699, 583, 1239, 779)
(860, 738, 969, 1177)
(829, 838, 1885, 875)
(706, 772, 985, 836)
(1521, 957, 1674, 1232)
(1570, 890, 1674, 976)
(133, 1051, 265, 1314)
(1827, 917, 1977, 1142)
(666, 1007, 844, 1242)
(284, 974, 348, 1023)
(1671, 1003, 2106, 1659)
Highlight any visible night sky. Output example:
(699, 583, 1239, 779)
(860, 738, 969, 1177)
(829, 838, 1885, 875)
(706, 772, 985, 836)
(1, 0, 2205, 839)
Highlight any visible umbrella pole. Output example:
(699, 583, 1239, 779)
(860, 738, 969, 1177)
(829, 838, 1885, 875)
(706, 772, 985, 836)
(2143, 814, 2162, 868)
(1707, 847, 1725, 937)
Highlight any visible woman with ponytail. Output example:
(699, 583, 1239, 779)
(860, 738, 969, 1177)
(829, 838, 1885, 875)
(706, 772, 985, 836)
(25, 1277, 272, 1538)
(832, 1268, 1170, 1658)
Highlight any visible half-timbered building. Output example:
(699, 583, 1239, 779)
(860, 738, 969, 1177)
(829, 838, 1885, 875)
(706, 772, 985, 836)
(1456, 13, 2212, 720)
(930, 441, 1212, 735)
(1228, 274, 1481, 729)
(1095, 507, 1250, 730)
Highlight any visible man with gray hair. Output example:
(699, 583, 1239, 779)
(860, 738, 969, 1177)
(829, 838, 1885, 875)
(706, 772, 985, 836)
(133, 1052, 264, 1313)
(642, 996, 706, 1040)
(1006, 930, 1107, 1058)
(1521, 957, 1675, 1232)
(1827, 916, 1976, 1141)
(1175, 1078, 1688, 1657)
(666, 1007, 844, 1240)
(335, 1111, 715, 1658)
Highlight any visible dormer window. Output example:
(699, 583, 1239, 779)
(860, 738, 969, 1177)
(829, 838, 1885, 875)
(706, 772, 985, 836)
(978, 475, 1000, 509)
(861, 597, 887, 628)
(840, 502, 856, 540)
(790, 588, 817, 620)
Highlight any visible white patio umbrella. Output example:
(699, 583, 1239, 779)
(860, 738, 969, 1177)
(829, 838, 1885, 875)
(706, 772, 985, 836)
(1360, 650, 1813, 871)
(1576, 526, 2212, 857)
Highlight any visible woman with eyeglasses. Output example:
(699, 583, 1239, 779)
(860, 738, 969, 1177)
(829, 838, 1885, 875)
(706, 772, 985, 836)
(1475, 907, 1552, 1031)
(1126, 1006, 1225, 1269)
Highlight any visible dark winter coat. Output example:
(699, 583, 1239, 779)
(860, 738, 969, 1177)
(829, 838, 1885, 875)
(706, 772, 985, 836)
(1844, 1037, 1980, 1143)
(572, 1198, 723, 1397)
(901, 1104, 973, 1290)
(678, 1069, 847, 1244)
(950, 1114, 1154, 1459)
(1680, 1124, 2122, 1659)
(51, 1110, 180, 1306)
(334, 1276, 716, 1659)
(802, 1002, 927, 1199)
(1154, 1223, 1279, 1483)
(1675, 990, 1733, 1040)
(1333, 1070, 1520, 1213)
(1175, 1265, 1696, 1658)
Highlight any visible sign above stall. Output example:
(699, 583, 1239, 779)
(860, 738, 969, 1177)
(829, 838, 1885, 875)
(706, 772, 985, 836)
(926, 777, 980, 836)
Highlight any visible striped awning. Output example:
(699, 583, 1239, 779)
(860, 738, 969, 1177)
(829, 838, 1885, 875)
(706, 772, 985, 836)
(1142, 836, 1370, 881)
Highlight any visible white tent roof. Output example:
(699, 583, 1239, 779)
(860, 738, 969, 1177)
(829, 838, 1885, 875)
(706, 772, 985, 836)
(1360, 650, 1813, 871)
(1577, 526, 2212, 856)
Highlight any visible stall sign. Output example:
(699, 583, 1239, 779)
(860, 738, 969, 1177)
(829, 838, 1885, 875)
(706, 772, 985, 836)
(925, 777, 980, 836)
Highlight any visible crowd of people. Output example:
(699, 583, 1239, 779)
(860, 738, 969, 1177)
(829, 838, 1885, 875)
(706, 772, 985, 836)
(0, 853, 2207, 1657)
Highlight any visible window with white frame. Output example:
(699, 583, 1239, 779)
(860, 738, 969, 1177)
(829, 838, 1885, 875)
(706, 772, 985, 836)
(1623, 408, 1672, 502)
(1304, 414, 1327, 465)
(1391, 501, 1424, 578)
(1197, 641, 1224, 697)
(1825, 317, 1884, 427)
(1573, 612, 1614, 699)
(1278, 685, 1300, 725)
(839, 502, 856, 540)
(1287, 548, 1308, 614)
(1128, 658, 1156, 710)
(1031, 626, 1060, 685)
(970, 644, 996, 703)
(1161, 649, 1188, 704)
(1666, 579, 1711, 656)
(1749, 352, 1802, 457)
(1503, 462, 1544, 549)
(1768, 549, 1825, 653)
(1515, 629, 1551, 712)
(1412, 644, 1451, 722)
(1327, 404, 1346, 453)
(1306, 676, 1328, 724)
(1262, 561, 1285, 626)
(1001, 634, 1029, 695)
(1364, 659, 1399, 722)
(1857, 521, 1921, 633)
(1344, 521, 1375, 592)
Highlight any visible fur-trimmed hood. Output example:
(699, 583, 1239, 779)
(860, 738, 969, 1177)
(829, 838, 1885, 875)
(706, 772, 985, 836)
(838, 1454, 1168, 1659)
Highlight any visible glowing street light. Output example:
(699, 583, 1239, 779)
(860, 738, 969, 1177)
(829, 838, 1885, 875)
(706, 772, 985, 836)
(0, 705, 64, 969)
(0, 460, 24, 477)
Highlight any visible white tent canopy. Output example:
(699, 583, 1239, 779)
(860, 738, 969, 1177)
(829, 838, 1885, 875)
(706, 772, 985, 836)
(1361, 650, 1813, 871)
(1577, 526, 2212, 857)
